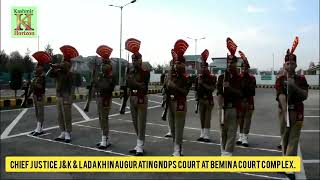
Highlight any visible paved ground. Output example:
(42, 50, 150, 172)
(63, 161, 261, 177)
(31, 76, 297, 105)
(1, 89, 319, 179)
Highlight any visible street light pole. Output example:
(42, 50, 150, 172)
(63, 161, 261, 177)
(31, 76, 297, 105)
(187, 36, 205, 55)
(109, 0, 137, 87)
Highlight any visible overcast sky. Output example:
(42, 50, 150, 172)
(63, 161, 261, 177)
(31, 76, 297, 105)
(1, 0, 319, 70)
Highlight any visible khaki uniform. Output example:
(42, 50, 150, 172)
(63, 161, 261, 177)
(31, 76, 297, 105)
(167, 73, 191, 155)
(195, 73, 217, 141)
(217, 72, 242, 155)
(237, 73, 256, 146)
(94, 61, 115, 138)
(127, 67, 150, 154)
(29, 73, 46, 135)
(50, 66, 73, 139)
(275, 74, 308, 155)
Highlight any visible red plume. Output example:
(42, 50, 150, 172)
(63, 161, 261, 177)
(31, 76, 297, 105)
(226, 37, 237, 56)
(32, 51, 52, 65)
(60, 45, 79, 60)
(201, 49, 209, 61)
(238, 50, 246, 60)
(125, 38, 141, 54)
(96, 45, 113, 59)
(174, 39, 189, 57)
(290, 36, 299, 54)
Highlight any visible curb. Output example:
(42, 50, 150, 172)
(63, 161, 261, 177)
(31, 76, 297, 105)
(0, 89, 163, 109)
(255, 85, 319, 89)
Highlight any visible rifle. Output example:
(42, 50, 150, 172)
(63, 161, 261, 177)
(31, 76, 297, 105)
(194, 76, 200, 114)
(84, 58, 98, 112)
(20, 80, 31, 108)
(219, 54, 232, 125)
(161, 62, 175, 121)
(119, 65, 129, 114)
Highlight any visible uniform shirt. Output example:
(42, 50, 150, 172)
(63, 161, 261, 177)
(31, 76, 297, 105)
(216, 71, 242, 107)
(95, 61, 115, 96)
(275, 74, 309, 105)
(31, 74, 46, 96)
(50, 69, 73, 97)
(240, 72, 256, 104)
(127, 67, 150, 95)
(167, 73, 192, 99)
(195, 73, 217, 99)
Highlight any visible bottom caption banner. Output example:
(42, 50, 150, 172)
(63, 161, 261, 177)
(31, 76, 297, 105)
(6, 156, 300, 172)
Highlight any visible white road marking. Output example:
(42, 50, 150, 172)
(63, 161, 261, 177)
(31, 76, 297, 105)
(73, 103, 90, 121)
(27, 134, 130, 156)
(0, 104, 57, 112)
(76, 123, 281, 153)
(303, 159, 320, 164)
(304, 116, 320, 118)
(148, 100, 162, 104)
(301, 130, 320, 133)
(1, 108, 28, 139)
(112, 118, 282, 139)
(295, 144, 307, 180)
(234, 172, 288, 180)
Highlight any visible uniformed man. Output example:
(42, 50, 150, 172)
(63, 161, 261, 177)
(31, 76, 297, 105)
(275, 37, 308, 156)
(50, 45, 79, 143)
(217, 38, 242, 156)
(166, 39, 191, 156)
(276, 65, 286, 150)
(125, 38, 150, 156)
(29, 51, 51, 136)
(162, 62, 174, 138)
(275, 37, 308, 179)
(93, 45, 116, 149)
(236, 51, 256, 147)
(195, 49, 216, 142)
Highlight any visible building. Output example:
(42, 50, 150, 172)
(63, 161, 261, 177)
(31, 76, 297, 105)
(209, 57, 244, 74)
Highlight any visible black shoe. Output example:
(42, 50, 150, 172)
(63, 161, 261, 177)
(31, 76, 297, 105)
(64, 139, 71, 143)
(119, 109, 125, 114)
(164, 134, 172, 138)
(54, 137, 65, 141)
(277, 144, 282, 149)
(129, 149, 137, 154)
(285, 173, 296, 180)
(203, 138, 211, 143)
(96, 143, 111, 149)
(30, 131, 36, 135)
(33, 131, 45, 136)
(236, 140, 242, 145)
(197, 137, 204, 142)
(242, 143, 249, 147)
(135, 152, 144, 156)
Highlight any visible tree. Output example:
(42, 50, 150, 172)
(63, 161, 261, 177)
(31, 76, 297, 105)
(0, 50, 9, 72)
(8, 51, 24, 98)
(309, 62, 315, 69)
(153, 64, 164, 74)
(23, 55, 35, 80)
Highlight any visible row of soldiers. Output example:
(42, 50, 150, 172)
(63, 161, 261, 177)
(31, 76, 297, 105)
(25, 37, 308, 161)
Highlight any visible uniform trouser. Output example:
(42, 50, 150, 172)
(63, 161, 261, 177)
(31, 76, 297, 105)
(199, 99, 213, 129)
(97, 96, 111, 136)
(220, 108, 238, 152)
(168, 99, 187, 145)
(57, 96, 72, 133)
(281, 110, 303, 156)
(130, 95, 148, 141)
(238, 101, 253, 134)
(33, 95, 44, 124)
(278, 108, 286, 145)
